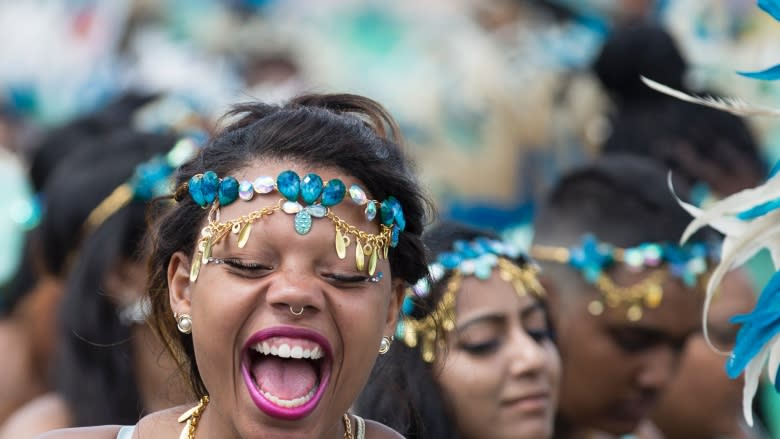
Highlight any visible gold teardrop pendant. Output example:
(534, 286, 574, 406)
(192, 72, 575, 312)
(201, 237, 213, 264)
(368, 247, 378, 275)
(335, 228, 347, 259)
(190, 252, 202, 282)
(356, 240, 365, 271)
(237, 223, 252, 248)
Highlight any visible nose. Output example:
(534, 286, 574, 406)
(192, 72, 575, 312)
(636, 345, 676, 391)
(507, 329, 549, 378)
(264, 267, 326, 318)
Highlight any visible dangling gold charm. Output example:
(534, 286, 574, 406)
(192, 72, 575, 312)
(237, 223, 252, 248)
(335, 228, 347, 259)
(368, 246, 378, 275)
(356, 240, 365, 271)
(190, 252, 203, 282)
(201, 237, 213, 264)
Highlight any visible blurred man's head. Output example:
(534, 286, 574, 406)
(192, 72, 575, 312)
(533, 154, 710, 435)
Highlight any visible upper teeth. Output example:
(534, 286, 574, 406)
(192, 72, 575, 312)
(252, 342, 323, 360)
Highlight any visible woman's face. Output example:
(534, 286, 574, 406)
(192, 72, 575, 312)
(435, 268, 561, 439)
(168, 160, 404, 438)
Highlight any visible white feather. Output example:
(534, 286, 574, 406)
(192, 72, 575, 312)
(742, 342, 771, 427)
(768, 336, 780, 386)
(642, 76, 780, 117)
(669, 175, 780, 354)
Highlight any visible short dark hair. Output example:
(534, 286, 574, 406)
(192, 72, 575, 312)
(146, 94, 432, 396)
(534, 154, 709, 248)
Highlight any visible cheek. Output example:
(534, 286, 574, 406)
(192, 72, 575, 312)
(437, 351, 503, 407)
(334, 288, 392, 388)
(544, 343, 563, 397)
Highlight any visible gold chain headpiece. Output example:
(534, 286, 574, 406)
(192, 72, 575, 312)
(532, 234, 714, 321)
(186, 169, 404, 281)
(396, 237, 543, 363)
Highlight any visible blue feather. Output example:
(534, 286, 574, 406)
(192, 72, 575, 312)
(738, 63, 780, 81)
(726, 270, 780, 378)
(759, 0, 780, 22)
(737, 197, 780, 220)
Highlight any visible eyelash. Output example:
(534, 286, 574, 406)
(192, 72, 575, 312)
(460, 341, 500, 356)
(459, 328, 554, 357)
(208, 257, 378, 284)
(209, 257, 272, 277)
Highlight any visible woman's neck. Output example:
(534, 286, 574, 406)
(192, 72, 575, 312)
(191, 401, 351, 439)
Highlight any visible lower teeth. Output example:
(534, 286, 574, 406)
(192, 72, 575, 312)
(261, 383, 318, 408)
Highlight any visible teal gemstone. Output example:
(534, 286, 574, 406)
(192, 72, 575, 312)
(277, 170, 301, 201)
(189, 171, 219, 207)
(301, 173, 324, 205)
(321, 179, 346, 207)
(201, 171, 219, 205)
(380, 200, 394, 226)
(391, 226, 400, 247)
(387, 196, 405, 231)
(365, 201, 377, 221)
(219, 177, 239, 206)
(306, 204, 327, 218)
(294, 210, 312, 235)
(188, 174, 206, 207)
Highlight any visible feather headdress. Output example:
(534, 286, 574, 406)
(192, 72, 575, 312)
(670, 173, 780, 426)
(648, 0, 780, 426)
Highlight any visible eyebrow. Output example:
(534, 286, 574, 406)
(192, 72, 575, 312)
(455, 302, 545, 333)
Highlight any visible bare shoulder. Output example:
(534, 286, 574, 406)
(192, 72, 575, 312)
(0, 392, 72, 439)
(364, 419, 405, 439)
(133, 403, 196, 437)
(33, 425, 122, 439)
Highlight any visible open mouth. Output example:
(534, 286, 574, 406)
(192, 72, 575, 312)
(241, 328, 332, 420)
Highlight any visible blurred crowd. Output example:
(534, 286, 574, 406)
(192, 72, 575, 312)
(2, 0, 780, 438)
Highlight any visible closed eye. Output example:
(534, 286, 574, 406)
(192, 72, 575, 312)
(322, 272, 372, 285)
(209, 257, 273, 278)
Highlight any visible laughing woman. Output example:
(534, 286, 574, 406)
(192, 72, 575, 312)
(38, 94, 429, 439)
(356, 221, 561, 439)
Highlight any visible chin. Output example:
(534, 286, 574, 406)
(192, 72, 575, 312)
(501, 420, 554, 439)
(592, 417, 642, 436)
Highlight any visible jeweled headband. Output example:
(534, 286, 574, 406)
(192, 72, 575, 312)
(396, 237, 544, 363)
(532, 234, 715, 321)
(84, 135, 203, 234)
(184, 169, 406, 282)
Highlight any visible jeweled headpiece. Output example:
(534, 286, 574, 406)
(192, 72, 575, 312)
(185, 169, 406, 281)
(84, 135, 204, 234)
(396, 237, 543, 363)
(532, 234, 715, 321)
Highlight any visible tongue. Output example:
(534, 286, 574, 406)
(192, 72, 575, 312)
(252, 356, 318, 400)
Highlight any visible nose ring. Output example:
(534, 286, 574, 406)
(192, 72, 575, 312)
(290, 305, 305, 316)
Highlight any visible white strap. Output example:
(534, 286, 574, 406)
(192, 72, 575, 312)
(354, 414, 366, 439)
(116, 426, 135, 439)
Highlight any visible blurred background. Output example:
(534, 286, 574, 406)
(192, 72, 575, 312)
(2, 0, 780, 437)
(2, 0, 780, 255)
